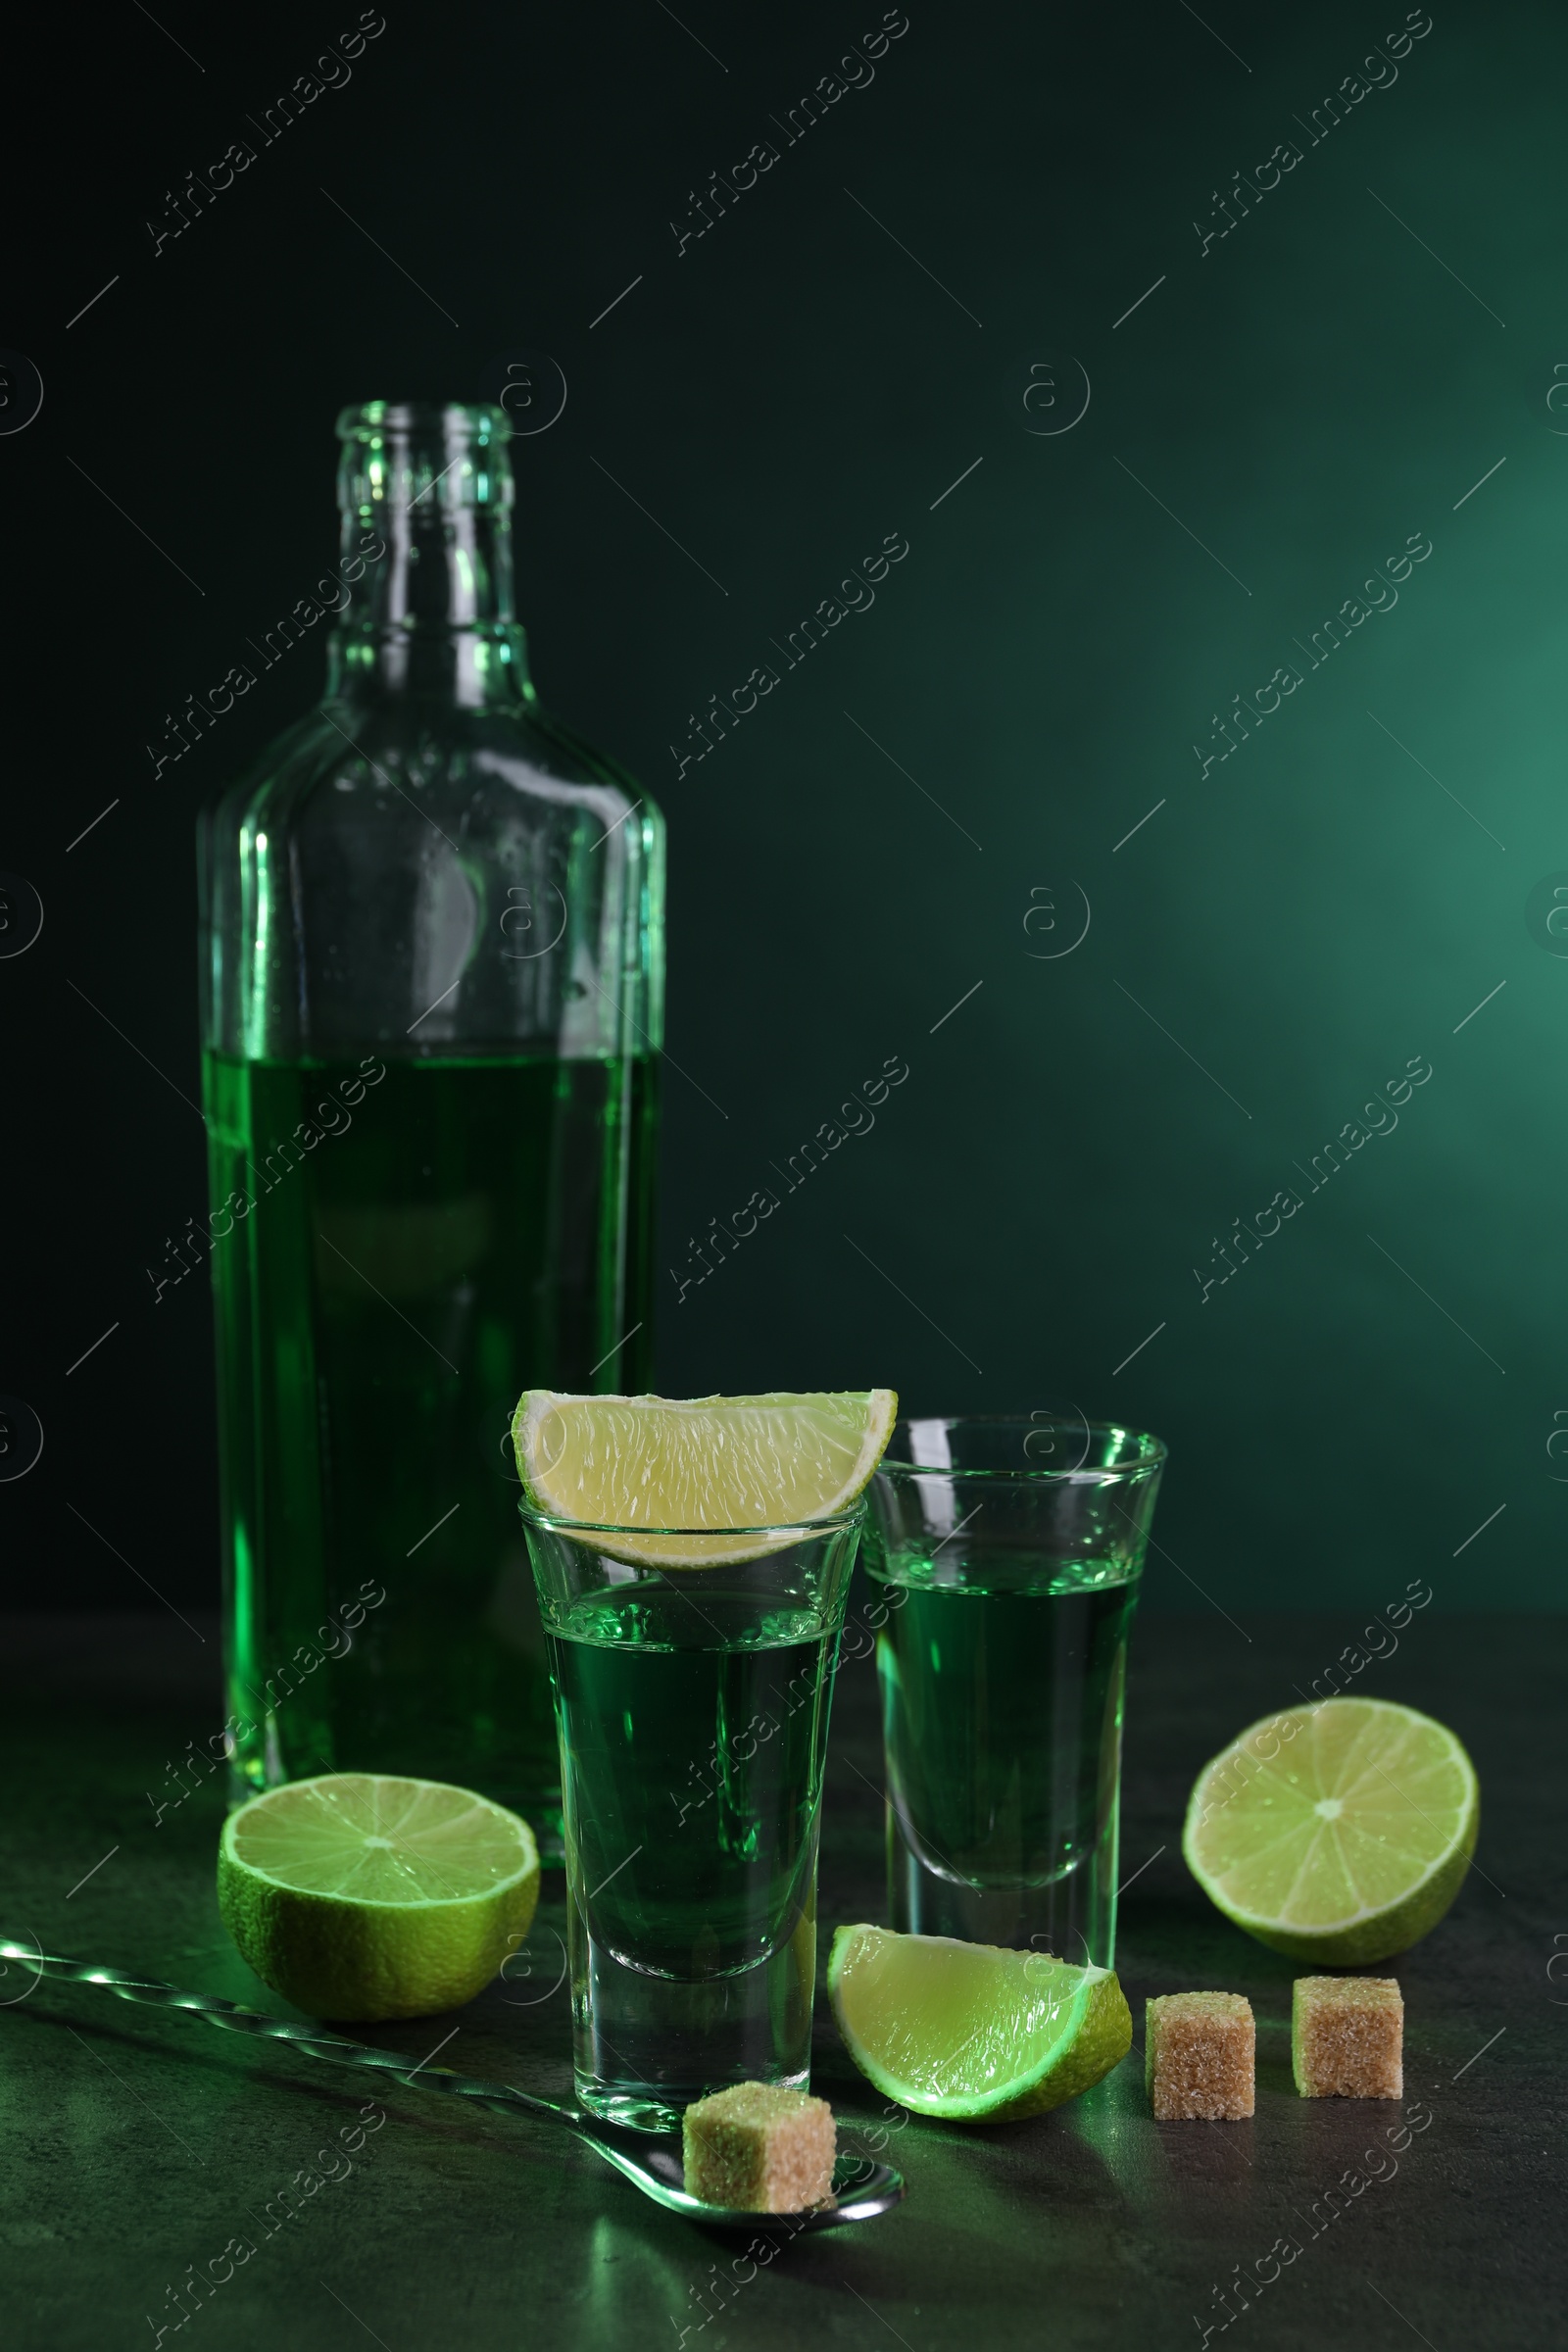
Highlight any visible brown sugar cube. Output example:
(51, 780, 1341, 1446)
(1293, 1976, 1403, 2098)
(682, 2082, 836, 2211)
(1146, 1992, 1255, 2120)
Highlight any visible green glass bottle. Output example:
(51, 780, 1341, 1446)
(198, 401, 662, 1833)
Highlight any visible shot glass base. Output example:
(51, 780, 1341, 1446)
(573, 2084, 687, 2133)
(570, 1902, 816, 2128)
(887, 1808, 1116, 1969)
(574, 2068, 813, 2135)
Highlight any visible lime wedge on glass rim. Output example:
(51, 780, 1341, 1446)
(218, 1773, 539, 2022)
(827, 1924, 1132, 2122)
(510, 1389, 899, 1567)
(1182, 1696, 1479, 1964)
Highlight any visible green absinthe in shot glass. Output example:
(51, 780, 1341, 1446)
(523, 1512, 862, 2131)
(867, 1418, 1166, 1968)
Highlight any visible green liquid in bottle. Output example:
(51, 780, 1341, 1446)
(206, 1050, 656, 1815)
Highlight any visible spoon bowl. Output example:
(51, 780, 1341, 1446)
(578, 2113, 905, 2230)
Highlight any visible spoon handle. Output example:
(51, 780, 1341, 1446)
(0, 1935, 574, 2128)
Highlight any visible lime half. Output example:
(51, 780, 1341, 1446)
(511, 1389, 898, 1568)
(827, 1924, 1132, 2122)
(219, 1773, 539, 2022)
(1183, 1696, 1478, 1964)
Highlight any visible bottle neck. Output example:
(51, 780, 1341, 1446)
(325, 405, 532, 710)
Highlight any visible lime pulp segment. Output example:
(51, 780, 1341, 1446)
(224, 1772, 535, 1901)
(511, 1389, 898, 1567)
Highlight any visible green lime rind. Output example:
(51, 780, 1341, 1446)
(1181, 1697, 1480, 1966)
(827, 1924, 1132, 2124)
(219, 1774, 539, 2023)
(987, 1972, 1132, 2120)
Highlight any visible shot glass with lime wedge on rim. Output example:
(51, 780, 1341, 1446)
(513, 1388, 897, 2132)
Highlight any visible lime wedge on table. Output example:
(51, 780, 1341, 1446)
(511, 1389, 898, 1567)
(1183, 1697, 1478, 1964)
(827, 1925, 1132, 2122)
(219, 1774, 539, 2022)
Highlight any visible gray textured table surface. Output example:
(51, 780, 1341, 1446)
(1, 1608, 1560, 2350)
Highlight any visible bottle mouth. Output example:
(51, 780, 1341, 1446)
(336, 400, 511, 444)
(336, 402, 513, 514)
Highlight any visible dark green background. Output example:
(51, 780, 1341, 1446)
(5, 0, 1560, 1613)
